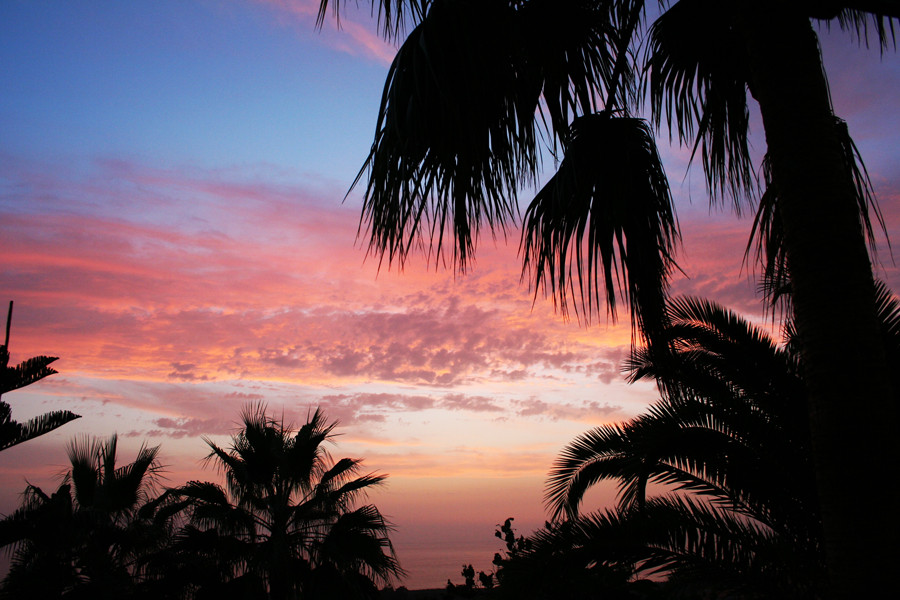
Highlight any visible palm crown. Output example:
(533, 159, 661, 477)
(0, 435, 164, 598)
(171, 405, 403, 599)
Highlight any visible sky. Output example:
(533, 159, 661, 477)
(2, 0, 899, 590)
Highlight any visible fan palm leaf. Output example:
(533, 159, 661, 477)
(645, 0, 755, 207)
(355, 0, 625, 273)
(316, 0, 430, 40)
(0, 436, 165, 597)
(171, 404, 403, 598)
(521, 113, 679, 341)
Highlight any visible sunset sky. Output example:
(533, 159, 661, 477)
(2, 1, 899, 589)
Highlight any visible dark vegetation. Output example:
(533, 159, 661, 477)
(445, 284, 900, 599)
(0, 405, 403, 599)
(317, 1, 900, 597)
(1, 301, 80, 452)
(3, 1, 899, 597)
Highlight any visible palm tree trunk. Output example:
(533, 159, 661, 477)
(738, 4, 898, 597)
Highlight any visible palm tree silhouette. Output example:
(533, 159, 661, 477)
(170, 405, 403, 600)
(0, 434, 164, 598)
(316, 2, 899, 594)
(1, 301, 79, 451)
(540, 285, 900, 596)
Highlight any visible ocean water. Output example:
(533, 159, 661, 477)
(395, 535, 505, 590)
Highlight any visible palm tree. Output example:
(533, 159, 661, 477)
(1, 301, 80, 451)
(540, 295, 823, 597)
(542, 284, 900, 596)
(316, 2, 899, 594)
(170, 405, 403, 600)
(0, 434, 165, 598)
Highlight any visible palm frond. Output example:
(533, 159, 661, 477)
(534, 495, 822, 598)
(827, 6, 899, 52)
(645, 0, 755, 208)
(356, 0, 537, 271)
(0, 354, 59, 395)
(875, 279, 900, 347)
(748, 117, 888, 311)
(0, 408, 80, 452)
(316, 0, 430, 40)
(518, 0, 622, 138)
(521, 113, 679, 343)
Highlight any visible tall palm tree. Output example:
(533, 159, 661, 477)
(316, 2, 899, 595)
(170, 405, 403, 600)
(0, 434, 164, 598)
(1, 301, 80, 451)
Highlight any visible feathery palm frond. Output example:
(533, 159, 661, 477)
(521, 113, 679, 342)
(0, 406, 80, 452)
(546, 294, 819, 546)
(875, 279, 900, 352)
(0, 354, 58, 395)
(539, 293, 832, 596)
(0, 321, 79, 452)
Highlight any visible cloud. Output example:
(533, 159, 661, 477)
(255, 0, 398, 65)
(512, 397, 621, 422)
(146, 416, 233, 439)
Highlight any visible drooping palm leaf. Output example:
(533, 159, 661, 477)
(316, 0, 430, 40)
(356, 0, 626, 273)
(748, 116, 888, 308)
(356, 0, 537, 270)
(521, 113, 679, 342)
(645, 0, 755, 208)
(517, 0, 623, 140)
(827, 5, 899, 51)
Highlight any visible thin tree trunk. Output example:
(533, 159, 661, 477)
(738, 4, 898, 597)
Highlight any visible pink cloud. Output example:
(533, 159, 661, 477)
(255, 0, 398, 65)
(512, 398, 621, 422)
